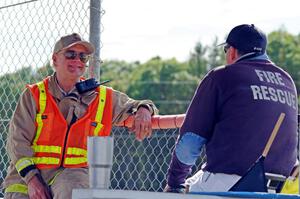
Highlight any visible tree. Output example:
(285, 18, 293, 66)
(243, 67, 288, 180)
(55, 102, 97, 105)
(188, 42, 207, 79)
(100, 60, 139, 92)
(268, 29, 300, 94)
(126, 57, 198, 114)
(206, 37, 226, 69)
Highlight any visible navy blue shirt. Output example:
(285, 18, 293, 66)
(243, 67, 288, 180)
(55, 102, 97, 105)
(181, 58, 298, 176)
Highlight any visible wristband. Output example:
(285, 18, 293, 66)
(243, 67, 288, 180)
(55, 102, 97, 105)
(16, 157, 36, 178)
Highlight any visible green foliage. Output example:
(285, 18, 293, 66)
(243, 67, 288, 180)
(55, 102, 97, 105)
(100, 60, 139, 92)
(206, 37, 226, 69)
(34, 62, 55, 81)
(98, 30, 300, 114)
(0, 63, 54, 120)
(188, 42, 208, 78)
(126, 57, 198, 114)
(0, 29, 299, 116)
(268, 29, 300, 93)
(0, 67, 33, 119)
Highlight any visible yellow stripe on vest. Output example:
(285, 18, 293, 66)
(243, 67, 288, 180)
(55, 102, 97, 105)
(67, 147, 87, 156)
(94, 85, 106, 136)
(64, 157, 87, 165)
(32, 145, 62, 154)
(33, 81, 47, 146)
(32, 157, 60, 165)
(5, 183, 28, 194)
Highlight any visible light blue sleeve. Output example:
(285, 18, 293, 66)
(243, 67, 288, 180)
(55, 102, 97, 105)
(175, 132, 207, 165)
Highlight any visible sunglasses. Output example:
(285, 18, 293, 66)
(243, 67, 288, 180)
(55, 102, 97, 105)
(63, 50, 90, 63)
(223, 44, 231, 54)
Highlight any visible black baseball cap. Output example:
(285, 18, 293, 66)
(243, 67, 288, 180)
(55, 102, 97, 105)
(220, 24, 267, 54)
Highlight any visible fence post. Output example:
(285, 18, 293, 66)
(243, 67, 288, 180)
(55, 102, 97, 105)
(89, 0, 101, 80)
(88, 136, 114, 189)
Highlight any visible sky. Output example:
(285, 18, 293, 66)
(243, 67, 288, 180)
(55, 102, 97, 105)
(101, 0, 300, 62)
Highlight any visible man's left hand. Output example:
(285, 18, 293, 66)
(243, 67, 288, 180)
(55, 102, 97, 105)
(164, 184, 188, 193)
(130, 107, 152, 141)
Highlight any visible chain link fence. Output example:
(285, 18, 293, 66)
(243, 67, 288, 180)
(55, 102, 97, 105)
(111, 128, 205, 192)
(0, 0, 206, 196)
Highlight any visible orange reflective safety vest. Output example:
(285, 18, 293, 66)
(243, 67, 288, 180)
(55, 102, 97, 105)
(27, 77, 113, 169)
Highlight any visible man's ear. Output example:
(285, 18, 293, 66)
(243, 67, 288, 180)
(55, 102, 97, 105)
(229, 47, 239, 62)
(52, 54, 57, 66)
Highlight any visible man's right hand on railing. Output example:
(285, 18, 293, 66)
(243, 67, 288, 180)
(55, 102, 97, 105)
(129, 106, 152, 141)
(28, 173, 52, 199)
(118, 114, 185, 129)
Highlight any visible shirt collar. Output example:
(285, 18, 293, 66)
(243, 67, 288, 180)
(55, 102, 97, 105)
(234, 52, 271, 63)
(54, 73, 76, 96)
(48, 73, 98, 105)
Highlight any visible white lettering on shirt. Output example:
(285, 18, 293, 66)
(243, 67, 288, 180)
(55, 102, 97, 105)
(255, 69, 285, 86)
(250, 85, 296, 109)
(277, 89, 285, 104)
(261, 86, 270, 101)
(250, 85, 262, 100)
(268, 87, 278, 102)
(275, 72, 285, 85)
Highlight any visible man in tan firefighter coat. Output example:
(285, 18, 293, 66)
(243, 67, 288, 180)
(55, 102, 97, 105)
(2, 33, 158, 199)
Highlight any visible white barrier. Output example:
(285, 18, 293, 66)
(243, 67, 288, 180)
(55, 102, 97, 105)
(72, 189, 223, 199)
(72, 189, 300, 199)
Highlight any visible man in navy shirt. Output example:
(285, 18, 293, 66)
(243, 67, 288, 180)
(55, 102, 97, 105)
(165, 24, 298, 193)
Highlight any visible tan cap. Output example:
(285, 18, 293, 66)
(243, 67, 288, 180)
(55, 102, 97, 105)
(53, 33, 95, 54)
